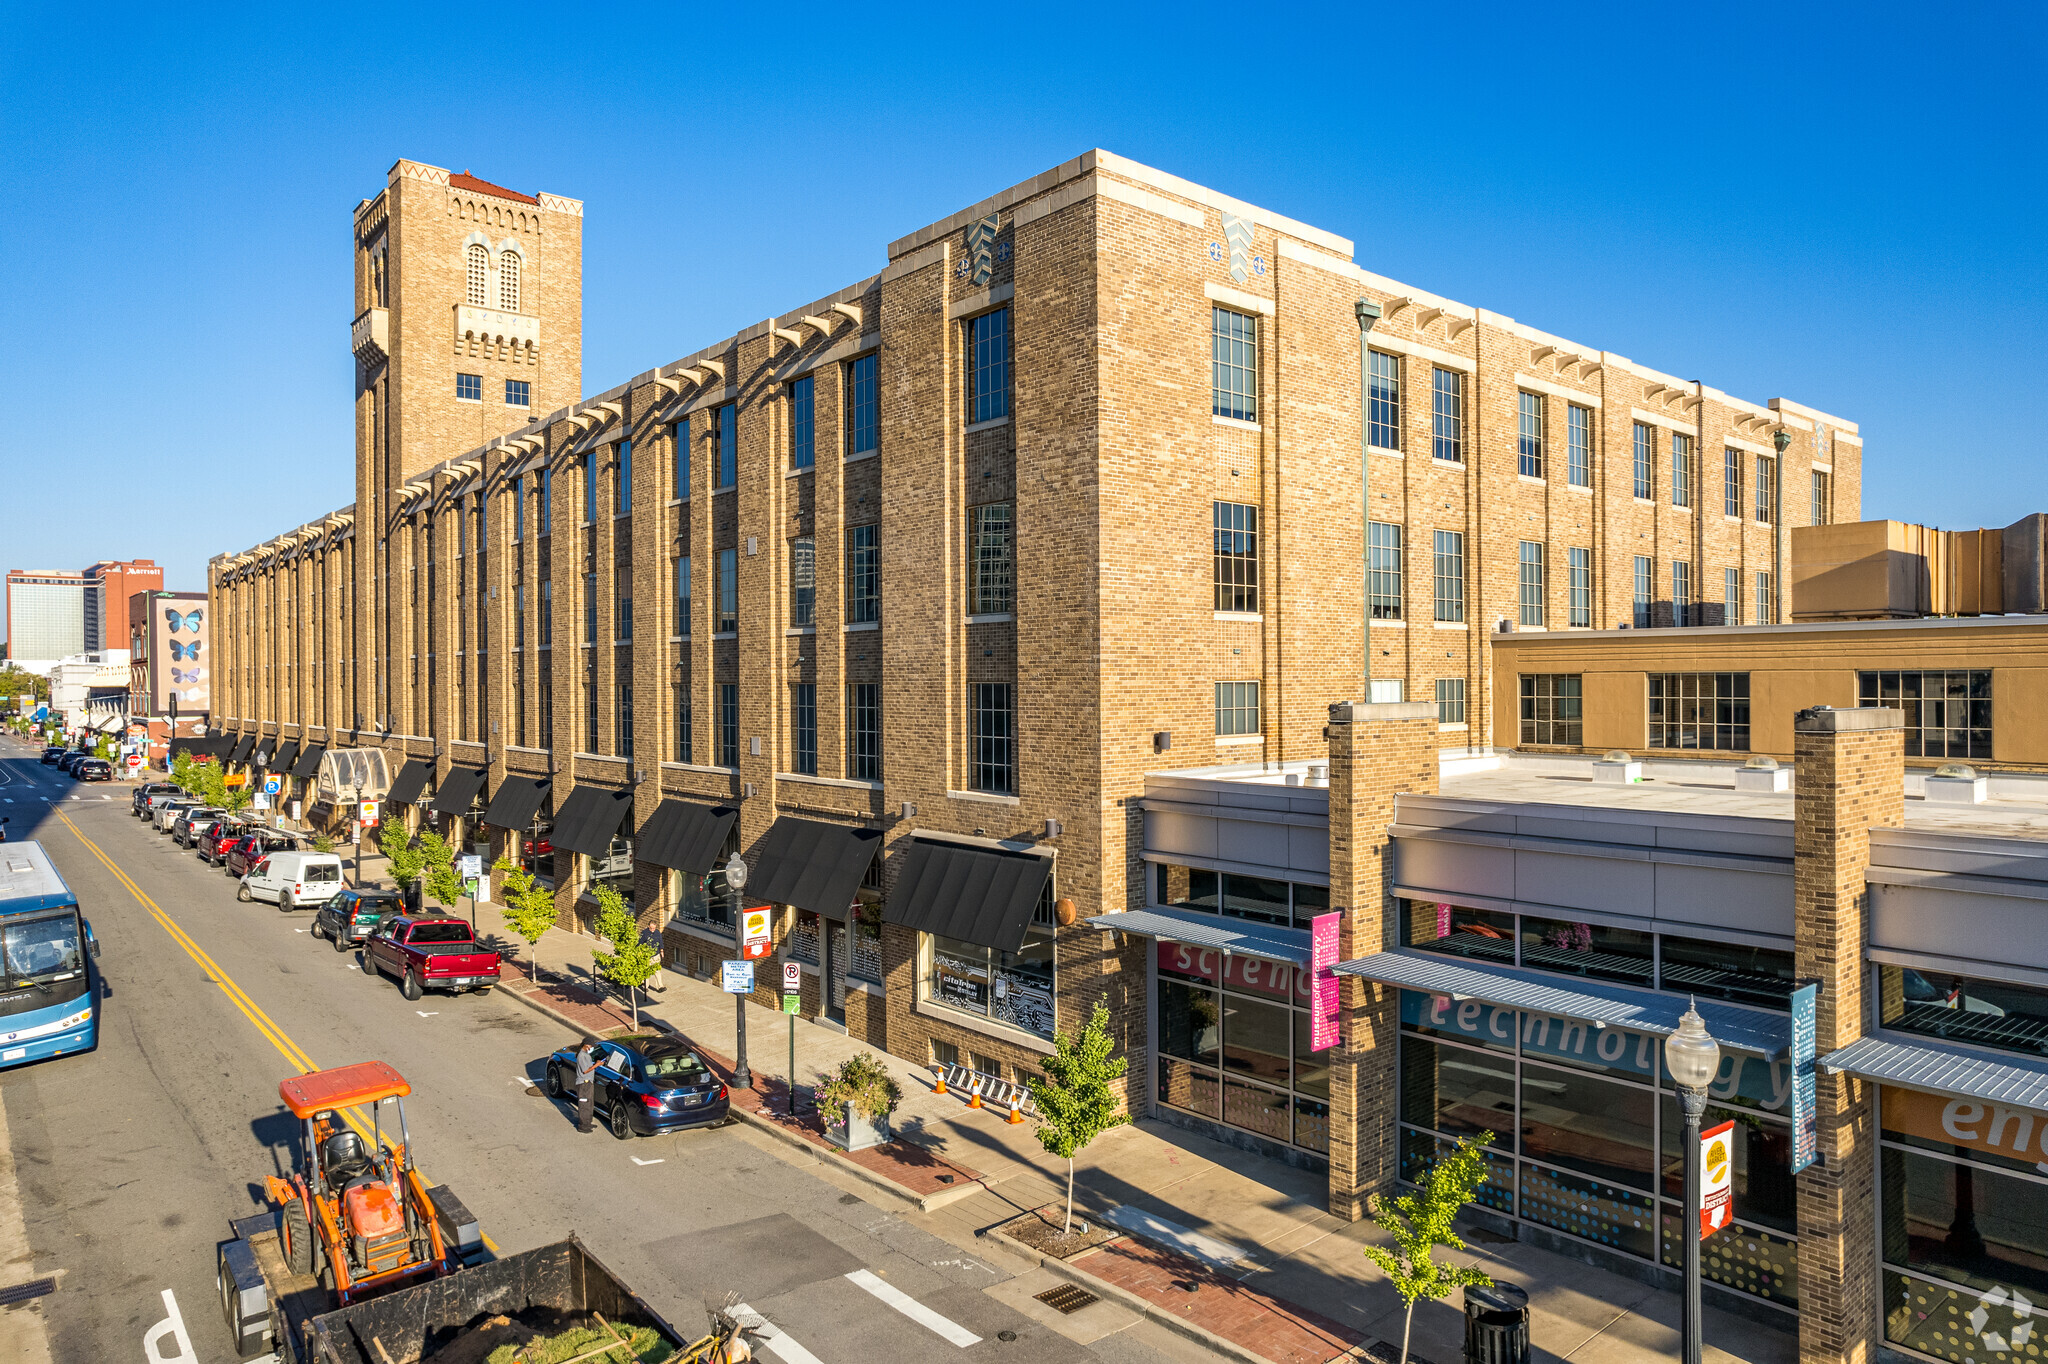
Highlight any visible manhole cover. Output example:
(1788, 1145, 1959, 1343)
(0, 1277, 55, 1309)
(1033, 1283, 1098, 1315)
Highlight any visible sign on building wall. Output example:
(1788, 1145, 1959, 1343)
(1699, 1118, 1736, 1239)
(1310, 912, 1341, 1052)
(1789, 982, 1819, 1173)
(153, 601, 208, 715)
(1882, 1085, 2048, 1165)
(1158, 941, 1312, 1005)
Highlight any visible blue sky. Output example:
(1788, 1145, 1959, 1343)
(2, 2, 2041, 627)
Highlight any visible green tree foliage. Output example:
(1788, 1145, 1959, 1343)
(492, 855, 557, 980)
(1359, 1133, 1497, 1364)
(816, 1052, 902, 1123)
(1025, 1000, 1129, 1234)
(378, 821, 427, 891)
(589, 884, 662, 1029)
(0, 665, 49, 705)
(417, 829, 461, 907)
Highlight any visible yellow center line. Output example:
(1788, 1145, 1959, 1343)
(55, 807, 499, 1252)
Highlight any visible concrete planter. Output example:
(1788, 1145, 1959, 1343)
(826, 1103, 891, 1152)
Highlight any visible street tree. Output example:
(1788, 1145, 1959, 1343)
(418, 829, 462, 907)
(1025, 1000, 1128, 1235)
(377, 822, 426, 893)
(492, 856, 557, 981)
(590, 885, 661, 1029)
(1359, 1132, 1497, 1364)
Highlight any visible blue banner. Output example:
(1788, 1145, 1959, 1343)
(1789, 982, 1818, 1173)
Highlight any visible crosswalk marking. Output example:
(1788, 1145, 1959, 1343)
(844, 1269, 981, 1347)
(736, 1304, 825, 1364)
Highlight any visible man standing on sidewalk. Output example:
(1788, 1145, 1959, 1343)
(575, 1039, 598, 1133)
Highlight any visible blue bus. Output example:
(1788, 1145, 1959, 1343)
(0, 841, 98, 1067)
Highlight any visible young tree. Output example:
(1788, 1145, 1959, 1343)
(378, 821, 427, 893)
(1025, 1000, 1128, 1234)
(418, 829, 462, 907)
(1359, 1133, 1497, 1364)
(589, 884, 662, 1029)
(492, 855, 557, 981)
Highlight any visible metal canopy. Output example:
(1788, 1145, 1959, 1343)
(1821, 1033, 2048, 1114)
(385, 759, 433, 808)
(1085, 907, 1311, 966)
(1335, 949, 1791, 1058)
(481, 775, 551, 832)
(429, 766, 488, 815)
(885, 837, 1054, 953)
(551, 785, 635, 858)
(750, 817, 882, 921)
(291, 744, 326, 780)
(636, 799, 738, 875)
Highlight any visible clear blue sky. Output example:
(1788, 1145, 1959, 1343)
(2, 3, 2041, 629)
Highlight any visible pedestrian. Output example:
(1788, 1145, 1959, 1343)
(575, 1039, 598, 1133)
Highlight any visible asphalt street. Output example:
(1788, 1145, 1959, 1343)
(0, 740, 1198, 1364)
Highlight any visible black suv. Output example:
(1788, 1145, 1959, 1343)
(75, 758, 113, 782)
(311, 888, 402, 951)
(41, 746, 66, 765)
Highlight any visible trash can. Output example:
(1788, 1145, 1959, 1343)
(1462, 1281, 1529, 1364)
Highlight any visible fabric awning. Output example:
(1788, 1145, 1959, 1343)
(430, 766, 488, 815)
(885, 836, 1054, 953)
(1821, 1034, 2048, 1115)
(292, 744, 326, 780)
(1085, 907, 1310, 966)
(750, 817, 882, 920)
(271, 740, 300, 775)
(228, 735, 256, 765)
(636, 799, 738, 874)
(482, 775, 551, 832)
(386, 759, 433, 808)
(253, 738, 275, 768)
(1335, 949, 1790, 1058)
(551, 785, 635, 857)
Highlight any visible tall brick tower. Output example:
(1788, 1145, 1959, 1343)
(348, 159, 582, 731)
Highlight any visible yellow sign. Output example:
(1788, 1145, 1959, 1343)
(224, 773, 247, 787)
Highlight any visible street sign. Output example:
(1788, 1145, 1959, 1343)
(359, 800, 379, 828)
(224, 773, 247, 788)
(1699, 1118, 1736, 1239)
(252, 793, 271, 810)
(290, 801, 302, 822)
(1789, 981, 1819, 1174)
(125, 754, 142, 770)
(720, 960, 755, 994)
(782, 994, 800, 1014)
(457, 854, 483, 881)
(262, 775, 281, 796)
(741, 907, 773, 961)
(782, 960, 801, 991)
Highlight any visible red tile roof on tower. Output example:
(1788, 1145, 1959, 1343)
(449, 170, 540, 206)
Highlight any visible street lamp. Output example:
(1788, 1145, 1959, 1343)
(1665, 1001, 1722, 1364)
(724, 851, 752, 1091)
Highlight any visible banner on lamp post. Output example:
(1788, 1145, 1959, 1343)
(1309, 911, 1342, 1052)
(1700, 1118, 1735, 1239)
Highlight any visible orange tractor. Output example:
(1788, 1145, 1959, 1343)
(263, 1061, 475, 1304)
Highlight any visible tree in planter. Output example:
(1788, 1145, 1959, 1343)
(1359, 1132, 1497, 1364)
(493, 855, 557, 982)
(589, 885, 662, 1029)
(417, 829, 461, 908)
(1025, 1000, 1129, 1235)
(816, 1052, 902, 1142)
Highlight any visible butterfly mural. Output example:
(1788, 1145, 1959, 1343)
(170, 640, 202, 661)
(171, 667, 207, 685)
(166, 608, 204, 633)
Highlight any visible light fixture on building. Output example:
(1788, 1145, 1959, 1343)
(1772, 429, 1791, 455)
(1154, 731, 1172, 753)
(1044, 818, 1062, 838)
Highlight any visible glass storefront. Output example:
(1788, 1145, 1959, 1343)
(921, 931, 1056, 1040)
(1154, 941, 1330, 1154)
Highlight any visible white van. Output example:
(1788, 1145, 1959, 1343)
(238, 851, 346, 911)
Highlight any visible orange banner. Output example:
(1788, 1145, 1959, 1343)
(1882, 1085, 2048, 1164)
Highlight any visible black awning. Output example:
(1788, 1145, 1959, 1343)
(885, 837, 1055, 952)
(551, 785, 636, 857)
(430, 766, 488, 815)
(228, 735, 256, 765)
(636, 799, 739, 875)
(482, 775, 551, 832)
(271, 740, 300, 774)
(751, 817, 882, 921)
(386, 759, 433, 808)
(253, 738, 275, 767)
(292, 744, 326, 780)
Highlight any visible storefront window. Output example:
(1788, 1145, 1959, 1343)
(1160, 979, 1221, 1067)
(1519, 1060, 1654, 1189)
(849, 916, 882, 982)
(1154, 940, 1326, 1152)
(789, 911, 820, 964)
(1883, 1148, 2048, 1300)
(1152, 864, 1329, 928)
(1400, 1035, 1514, 1144)
(1878, 965, 2048, 1060)
(1223, 875, 1290, 927)
(1403, 900, 1515, 964)
(1519, 917, 1653, 987)
(1658, 935, 1795, 1009)
(588, 835, 633, 909)
(1659, 1215, 1799, 1308)
(1658, 1098, 1796, 1233)
(921, 930, 1055, 1040)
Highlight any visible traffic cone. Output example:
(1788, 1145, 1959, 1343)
(967, 1079, 983, 1109)
(1006, 1095, 1024, 1125)
(933, 1068, 948, 1096)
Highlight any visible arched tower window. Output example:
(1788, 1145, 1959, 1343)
(499, 251, 521, 312)
(465, 243, 488, 306)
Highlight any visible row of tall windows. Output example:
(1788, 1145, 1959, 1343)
(1631, 556, 1776, 627)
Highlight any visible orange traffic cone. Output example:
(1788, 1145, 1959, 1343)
(933, 1068, 948, 1096)
(1006, 1095, 1024, 1125)
(967, 1080, 983, 1109)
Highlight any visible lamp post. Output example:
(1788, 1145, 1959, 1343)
(1771, 429, 1791, 623)
(725, 851, 752, 1090)
(1664, 1001, 1722, 1364)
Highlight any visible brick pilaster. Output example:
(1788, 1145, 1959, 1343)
(1326, 699, 1437, 1220)
(1792, 705, 1902, 1364)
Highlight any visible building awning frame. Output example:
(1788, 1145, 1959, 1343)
(385, 759, 433, 808)
(271, 740, 301, 775)
(291, 744, 326, 780)
(481, 775, 551, 832)
(750, 817, 882, 921)
(1821, 1033, 2048, 1115)
(551, 785, 635, 858)
(885, 836, 1054, 954)
(636, 799, 738, 875)
(429, 766, 488, 815)
(1085, 907, 1311, 966)
(227, 735, 256, 766)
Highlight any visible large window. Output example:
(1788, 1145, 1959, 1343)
(1435, 677, 1466, 725)
(970, 504, 1013, 615)
(1634, 555, 1653, 627)
(1567, 404, 1592, 488)
(1215, 681, 1260, 737)
(1878, 965, 2048, 1060)
(791, 683, 817, 776)
(1633, 423, 1655, 500)
(1369, 522, 1402, 620)
(1859, 671, 1992, 759)
(583, 451, 597, 524)
(1755, 456, 1774, 523)
(789, 376, 815, 470)
(675, 689, 692, 764)
(715, 404, 737, 489)
(846, 353, 878, 456)
(465, 243, 488, 305)
(1756, 570, 1775, 625)
(1518, 541, 1545, 627)
(616, 440, 633, 515)
(1433, 530, 1465, 623)
(583, 572, 598, 644)
(971, 308, 1011, 424)
(1648, 672, 1750, 750)
(1724, 448, 1742, 517)
(1517, 392, 1545, 479)
(1569, 547, 1592, 627)
(457, 372, 481, 403)
(972, 683, 1015, 794)
(617, 683, 633, 759)
(1154, 865, 1328, 928)
(539, 578, 553, 647)
(924, 922, 1055, 1040)
(1670, 433, 1692, 509)
(848, 683, 881, 781)
(539, 468, 553, 537)
(1519, 674, 1582, 745)
(1431, 368, 1463, 462)
(674, 556, 691, 636)
(673, 418, 691, 500)
(789, 536, 815, 628)
(718, 683, 738, 767)
(1215, 502, 1259, 613)
(1212, 307, 1257, 422)
(1672, 560, 1693, 627)
(846, 525, 879, 624)
(716, 549, 738, 634)
(506, 378, 529, 408)
(1811, 468, 1830, 525)
(1367, 350, 1401, 450)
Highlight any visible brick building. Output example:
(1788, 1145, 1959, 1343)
(209, 151, 1862, 1120)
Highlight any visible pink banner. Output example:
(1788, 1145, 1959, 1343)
(1310, 912, 1342, 1052)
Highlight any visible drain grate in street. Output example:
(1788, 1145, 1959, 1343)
(0, 1277, 55, 1309)
(1033, 1284, 1099, 1315)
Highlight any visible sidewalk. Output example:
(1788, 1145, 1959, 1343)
(485, 921, 1797, 1364)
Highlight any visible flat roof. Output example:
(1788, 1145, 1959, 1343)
(1490, 614, 2048, 646)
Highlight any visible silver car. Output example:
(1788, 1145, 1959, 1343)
(156, 800, 201, 834)
(175, 807, 226, 848)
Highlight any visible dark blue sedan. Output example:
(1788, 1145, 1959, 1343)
(543, 1033, 730, 1139)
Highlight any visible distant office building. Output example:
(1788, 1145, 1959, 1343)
(7, 559, 162, 671)
(128, 588, 209, 762)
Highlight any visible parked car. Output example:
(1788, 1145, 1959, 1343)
(132, 781, 181, 815)
(542, 1034, 730, 1139)
(173, 806, 226, 848)
(155, 800, 201, 833)
(201, 820, 253, 864)
(224, 831, 301, 879)
(74, 758, 113, 782)
(39, 746, 65, 765)
(311, 887, 403, 952)
(361, 916, 501, 1000)
(236, 850, 345, 911)
(58, 752, 91, 775)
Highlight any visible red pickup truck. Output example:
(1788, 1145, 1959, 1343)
(361, 916, 501, 1001)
